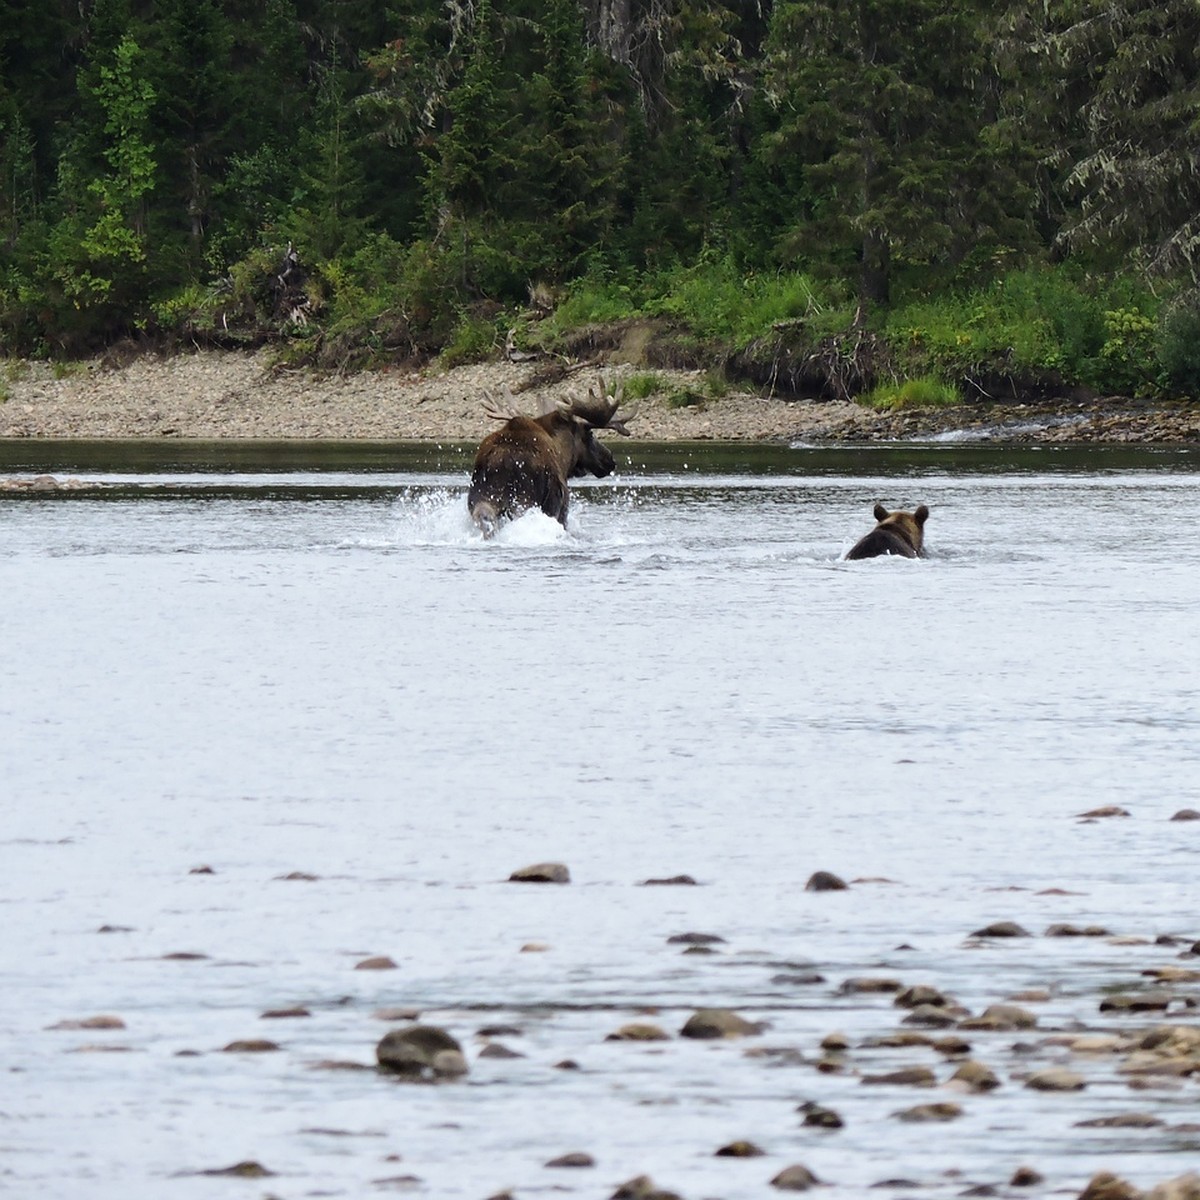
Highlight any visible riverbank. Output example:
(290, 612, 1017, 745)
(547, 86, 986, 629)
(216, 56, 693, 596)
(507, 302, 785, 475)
(2, 348, 1197, 443)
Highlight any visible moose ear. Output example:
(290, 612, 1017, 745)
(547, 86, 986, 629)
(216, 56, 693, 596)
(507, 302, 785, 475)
(873, 503, 889, 521)
(914, 505, 929, 525)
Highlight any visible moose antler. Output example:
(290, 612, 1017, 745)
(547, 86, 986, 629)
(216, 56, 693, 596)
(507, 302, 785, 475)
(482, 387, 524, 422)
(483, 386, 561, 421)
(557, 374, 637, 435)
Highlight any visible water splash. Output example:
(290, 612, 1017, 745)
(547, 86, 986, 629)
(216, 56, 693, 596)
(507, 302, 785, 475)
(388, 486, 476, 545)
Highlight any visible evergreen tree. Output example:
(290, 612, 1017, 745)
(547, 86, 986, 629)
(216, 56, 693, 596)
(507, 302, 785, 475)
(46, 31, 157, 339)
(427, 0, 505, 226)
(1031, 0, 1200, 282)
(206, 0, 310, 270)
(762, 0, 1019, 310)
(145, 0, 235, 273)
(515, 0, 617, 281)
(286, 56, 373, 260)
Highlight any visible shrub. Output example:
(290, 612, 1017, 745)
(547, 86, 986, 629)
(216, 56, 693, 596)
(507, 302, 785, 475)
(1099, 306, 1158, 397)
(665, 385, 706, 409)
(1157, 294, 1200, 398)
(882, 266, 1163, 393)
(438, 313, 501, 368)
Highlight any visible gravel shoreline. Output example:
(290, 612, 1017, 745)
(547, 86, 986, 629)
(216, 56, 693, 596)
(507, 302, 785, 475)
(2, 348, 1198, 444)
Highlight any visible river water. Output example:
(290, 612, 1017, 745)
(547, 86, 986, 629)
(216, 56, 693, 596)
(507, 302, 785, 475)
(2, 439, 1199, 1200)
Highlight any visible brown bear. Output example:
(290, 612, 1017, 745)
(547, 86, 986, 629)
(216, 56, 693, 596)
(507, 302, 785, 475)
(845, 503, 929, 560)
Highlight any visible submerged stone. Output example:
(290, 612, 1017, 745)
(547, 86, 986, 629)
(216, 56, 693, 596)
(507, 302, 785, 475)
(970, 921, 1031, 938)
(1025, 1067, 1086, 1091)
(195, 1161, 275, 1178)
(894, 984, 948, 1009)
(1010, 1167, 1044, 1187)
(798, 1102, 843, 1128)
(1075, 1112, 1164, 1128)
(1077, 1172, 1143, 1200)
(509, 861, 570, 883)
(960, 1003, 1038, 1031)
(771, 1163, 820, 1191)
(607, 1023, 671, 1042)
(892, 1102, 962, 1122)
(861, 1066, 937, 1087)
(840, 977, 903, 994)
(47, 1015, 126, 1031)
(902, 1004, 959, 1028)
(715, 1140, 765, 1157)
(1145, 1172, 1200, 1200)
(949, 1060, 1000, 1092)
(478, 1042, 524, 1059)
(377, 1025, 468, 1078)
(680, 1009, 763, 1039)
(1100, 992, 1173, 1013)
(546, 1152, 594, 1168)
(611, 1176, 684, 1200)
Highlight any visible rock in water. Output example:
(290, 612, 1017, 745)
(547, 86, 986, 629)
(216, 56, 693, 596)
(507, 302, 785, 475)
(377, 1025, 468, 1078)
(509, 862, 570, 883)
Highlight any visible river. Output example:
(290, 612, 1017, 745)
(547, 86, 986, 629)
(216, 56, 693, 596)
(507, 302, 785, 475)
(2, 439, 1199, 1200)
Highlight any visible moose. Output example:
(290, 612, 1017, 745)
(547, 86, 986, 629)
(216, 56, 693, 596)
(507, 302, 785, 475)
(467, 377, 635, 536)
(845, 503, 930, 560)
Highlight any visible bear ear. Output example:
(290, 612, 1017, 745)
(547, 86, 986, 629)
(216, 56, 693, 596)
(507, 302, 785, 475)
(914, 504, 929, 525)
(873, 503, 889, 521)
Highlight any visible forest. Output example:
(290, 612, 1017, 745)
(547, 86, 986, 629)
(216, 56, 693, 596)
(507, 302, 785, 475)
(2, 0, 1199, 404)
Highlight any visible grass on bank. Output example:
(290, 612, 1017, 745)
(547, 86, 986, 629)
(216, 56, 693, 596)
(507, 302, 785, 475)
(861, 376, 961, 410)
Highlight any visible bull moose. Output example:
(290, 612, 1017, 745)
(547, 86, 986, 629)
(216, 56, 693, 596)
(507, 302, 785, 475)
(467, 377, 635, 536)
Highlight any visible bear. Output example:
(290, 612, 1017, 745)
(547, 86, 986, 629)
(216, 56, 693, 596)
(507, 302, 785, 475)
(845, 503, 929, 560)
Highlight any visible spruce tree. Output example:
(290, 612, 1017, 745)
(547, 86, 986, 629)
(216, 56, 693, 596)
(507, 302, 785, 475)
(761, 0, 1015, 311)
(1032, 0, 1200, 282)
(517, 0, 616, 282)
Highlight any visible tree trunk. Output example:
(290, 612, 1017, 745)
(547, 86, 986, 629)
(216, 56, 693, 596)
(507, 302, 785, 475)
(586, 0, 633, 64)
(859, 227, 890, 311)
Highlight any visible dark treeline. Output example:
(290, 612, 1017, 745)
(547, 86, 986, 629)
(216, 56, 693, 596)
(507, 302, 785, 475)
(1, 0, 1199, 398)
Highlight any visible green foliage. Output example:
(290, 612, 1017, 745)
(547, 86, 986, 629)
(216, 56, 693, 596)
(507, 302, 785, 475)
(861, 375, 961, 410)
(646, 256, 835, 346)
(622, 372, 668, 400)
(147, 284, 211, 332)
(1035, 0, 1200, 283)
(664, 371, 730, 408)
(665, 386, 706, 409)
(438, 312, 500, 368)
(1099, 306, 1159, 397)
(761, 0, 1028, 307)
(1157, 295, 1200, 396)
(283, 61, 374, 263)
(540, 271, 644, 334)
(882, 266, 1160, 393)
(0, 0, 1196, 379)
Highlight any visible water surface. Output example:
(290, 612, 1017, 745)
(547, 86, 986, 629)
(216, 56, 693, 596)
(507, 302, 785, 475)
(3, 440, 1199, 1199)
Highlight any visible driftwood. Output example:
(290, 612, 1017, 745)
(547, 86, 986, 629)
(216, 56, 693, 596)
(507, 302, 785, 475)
(270, 243, 311, 327)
